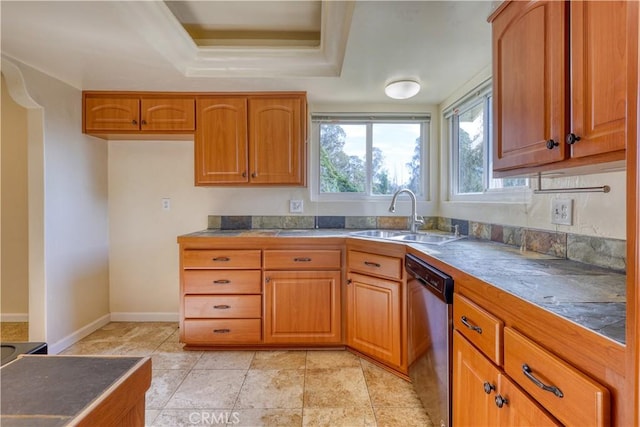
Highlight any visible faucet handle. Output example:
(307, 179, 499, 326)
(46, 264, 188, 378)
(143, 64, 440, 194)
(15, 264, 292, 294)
(451, 224, 460, 237)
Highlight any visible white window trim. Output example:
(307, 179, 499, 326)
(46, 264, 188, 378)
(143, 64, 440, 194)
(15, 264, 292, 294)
(445, 80, 532, 203)
(309, 113, 431, 203)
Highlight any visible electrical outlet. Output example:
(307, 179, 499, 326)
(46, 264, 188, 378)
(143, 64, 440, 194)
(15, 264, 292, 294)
(162, 198, 171, 211)
(289, 200, 303, 213)
(551, 198, 573, 225)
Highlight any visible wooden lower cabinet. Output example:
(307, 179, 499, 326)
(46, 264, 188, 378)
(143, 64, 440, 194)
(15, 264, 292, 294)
(264, 270, 341, 344)
(184, 319, 262, 344)
(453, 293, 610, 427)
(347, 272, 402, 368)
(180, 248, 263, 345)
(453, 331, 560, 427)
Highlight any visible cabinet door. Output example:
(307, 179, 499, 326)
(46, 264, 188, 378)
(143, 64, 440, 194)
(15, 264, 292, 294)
(141, 97, 195, 131)
(264, 270, 341, 344)
(497, 375, 561, 427)
(84, 96, 140, 131)
(453, 331, 500, 427)
(248, 97, 305, 185)
(195, 97, 248, 185)
(569, 1, 627, 158)
(492, 0, 568, 171)
(347, 272, 401, 367)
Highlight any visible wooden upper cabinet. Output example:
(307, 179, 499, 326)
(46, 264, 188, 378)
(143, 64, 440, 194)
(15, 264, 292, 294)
(195, 93, 307, 186)
(490, 0, 632, 174)
(569, 1, 627, 159)
(84, 97, 140, 132)
(248, 97, 305, 185)
(195, 97, 249, 185)
(492, 0, 568, 171)
(140, 98, 195, 132)
(83, 93, 195, 134)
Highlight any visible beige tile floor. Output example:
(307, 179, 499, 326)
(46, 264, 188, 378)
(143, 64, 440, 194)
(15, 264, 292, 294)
(54, 322, 433, 427)
(0, 322, 29, 341)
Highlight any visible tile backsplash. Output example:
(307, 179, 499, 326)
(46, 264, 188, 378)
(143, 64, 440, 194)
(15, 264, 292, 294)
(207, 215, 626, 272)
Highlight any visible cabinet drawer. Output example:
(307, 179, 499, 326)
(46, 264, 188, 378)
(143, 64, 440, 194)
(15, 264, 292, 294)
(504, 327, 609, 427)
(183, 250, 261, 269)
(184, 295, 261, 319)
(348, 250, 402, 280)
(453, 293, 503, 365)
(264, 250, 341, 270)
(184, 270, 261, 294)
(183, 319, 262, 344)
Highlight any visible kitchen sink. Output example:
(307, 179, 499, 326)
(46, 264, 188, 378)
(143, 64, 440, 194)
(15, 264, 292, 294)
(389, 233, 465, 245)
(350, 230, 409, 239)
(350, 230, 464, 245)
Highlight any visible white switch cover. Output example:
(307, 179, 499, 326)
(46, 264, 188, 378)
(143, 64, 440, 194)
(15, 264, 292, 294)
(289, 200, 303, 213)
(551, 198, 573, 225)
(162, 198, 171, 211)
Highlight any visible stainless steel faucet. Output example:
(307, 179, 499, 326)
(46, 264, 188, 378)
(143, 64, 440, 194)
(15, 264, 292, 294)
(388, 188, 424, 233)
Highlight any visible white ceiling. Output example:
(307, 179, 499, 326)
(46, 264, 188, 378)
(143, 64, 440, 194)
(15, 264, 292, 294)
(0, 1, 493, 106)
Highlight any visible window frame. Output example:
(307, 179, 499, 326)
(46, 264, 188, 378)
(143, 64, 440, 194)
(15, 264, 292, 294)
(445, 80, 531, 202)
(310, 113, 431, 202)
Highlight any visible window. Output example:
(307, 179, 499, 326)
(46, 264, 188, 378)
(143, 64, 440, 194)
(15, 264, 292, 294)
(312, 114, 429, 200)
(447, 81, 527, 197)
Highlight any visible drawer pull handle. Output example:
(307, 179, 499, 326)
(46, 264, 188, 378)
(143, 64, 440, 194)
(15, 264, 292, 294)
(461, 316, 482, 334)
(213, 305, 231, 309)
(213, 329, 230, 334)
(364, 261, 381, 268)
(212, 257, 230, 262)
(294, 257, 312, 262)
(213, 280, 231, 284)
(495, 395, 508, 408)
(522, 364, 564, 398)
(483, 382, 495, 394)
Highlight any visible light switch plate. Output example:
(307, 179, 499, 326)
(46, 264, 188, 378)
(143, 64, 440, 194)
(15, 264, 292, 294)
(289, 200, 303, 213)
(551, 198, 573, 225)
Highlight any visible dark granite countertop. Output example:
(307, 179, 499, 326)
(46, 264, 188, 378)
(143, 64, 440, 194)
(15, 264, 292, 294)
(179, 228, 626, 344)
(1, 355, 150, 426)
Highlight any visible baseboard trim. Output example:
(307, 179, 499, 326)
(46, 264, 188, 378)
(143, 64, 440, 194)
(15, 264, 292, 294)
(0, 313, 29, 322)
(110, 312, 179, 322)
(47, 313, 111, 355)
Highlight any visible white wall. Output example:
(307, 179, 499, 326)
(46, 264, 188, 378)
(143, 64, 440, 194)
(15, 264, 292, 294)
(4, 58, 110, 350)
(1, 75, 29, 320)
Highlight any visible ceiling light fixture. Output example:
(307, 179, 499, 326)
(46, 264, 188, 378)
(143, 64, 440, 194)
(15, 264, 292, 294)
(384, 80, 421, 99)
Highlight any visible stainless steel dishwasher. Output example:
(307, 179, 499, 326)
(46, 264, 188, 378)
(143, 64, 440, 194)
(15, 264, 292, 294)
(406, 253, 453, 427)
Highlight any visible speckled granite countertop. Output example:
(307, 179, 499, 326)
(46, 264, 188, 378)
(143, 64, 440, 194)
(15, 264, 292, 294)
(179, 229, 626, 345)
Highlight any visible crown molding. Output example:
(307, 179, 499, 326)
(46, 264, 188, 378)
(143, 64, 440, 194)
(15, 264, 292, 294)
(117, 1, 354, 78)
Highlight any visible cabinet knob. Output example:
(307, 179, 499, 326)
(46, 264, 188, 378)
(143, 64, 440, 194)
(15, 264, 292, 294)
(242, 171, 247, 178)
(131, 119, 138, 125)
(566, 133, 581, 145)
(545, 139, 559, 150)
(483, 382, 496, 394)
(141, 119, 147, 125)
(346, 279, 352, 285)
(251, 172, 257, 178)
(495, 395, 509, 408)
